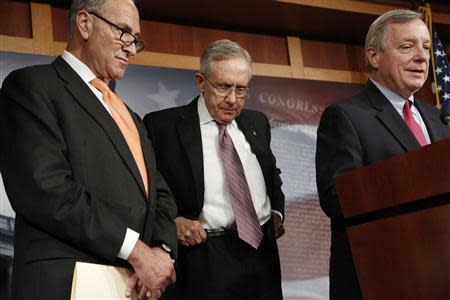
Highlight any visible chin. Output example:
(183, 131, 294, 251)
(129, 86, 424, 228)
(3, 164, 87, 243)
(111, 72, 125, 80)
(218, 116, 235, 124)
(410, 82, 426, 92)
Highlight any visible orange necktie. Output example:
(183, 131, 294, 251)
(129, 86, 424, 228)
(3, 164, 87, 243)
(91, 78, 148, 195)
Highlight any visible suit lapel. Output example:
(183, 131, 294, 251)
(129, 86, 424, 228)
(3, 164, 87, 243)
(176, 98, 204, 204)
(52, 57, 146, 197)
(366, 81, 421, 151)
(414, 100, 441, 143)
(132, 112, 153, 199)
(236, 112, 264, 160)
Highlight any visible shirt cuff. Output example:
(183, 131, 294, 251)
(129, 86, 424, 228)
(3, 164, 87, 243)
(117, 228, 140, 260)
(271, 209, 284, 223)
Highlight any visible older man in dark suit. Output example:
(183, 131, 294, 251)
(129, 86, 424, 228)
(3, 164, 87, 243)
(144, 39, 285, 300)
(316, 9, 450, 300)
(0, 0, 176, 299)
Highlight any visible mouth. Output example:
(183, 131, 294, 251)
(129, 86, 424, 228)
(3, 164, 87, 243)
(221, 108, 236, 114)
(117, 57, 129, 66)
(406, 69, 426, 75)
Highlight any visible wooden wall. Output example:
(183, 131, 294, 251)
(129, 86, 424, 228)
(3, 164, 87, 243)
(0, 1, 369, 84)
(0, 0, 448, 95)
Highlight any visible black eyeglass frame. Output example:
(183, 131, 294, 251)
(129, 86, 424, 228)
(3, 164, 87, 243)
(201, 74, 250, 98)
(88, 11, 145, 53)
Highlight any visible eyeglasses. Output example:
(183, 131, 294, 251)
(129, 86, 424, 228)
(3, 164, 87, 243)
(201, 74, 249, 98)
(88, 12, 145, 53)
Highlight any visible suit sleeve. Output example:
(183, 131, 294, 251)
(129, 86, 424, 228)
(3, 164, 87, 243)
(0, 69, 133, 262)
(136, 116, 178, 259)
(315, 105, 363, 221)
(262, 113, 285, 216)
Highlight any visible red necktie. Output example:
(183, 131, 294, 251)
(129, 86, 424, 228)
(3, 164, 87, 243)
(91, 78, 149, 195)
(403, 100, 428, 146)
(217, 123, 263, 249)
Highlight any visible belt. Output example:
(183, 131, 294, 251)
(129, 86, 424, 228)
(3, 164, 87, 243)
(205, 228, 237, 237)
(205, 218, 272, 238)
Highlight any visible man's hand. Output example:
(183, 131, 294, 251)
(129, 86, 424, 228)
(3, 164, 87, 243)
(273, 213, 285, 239)
(127, 240, 176, 299)
(126, 273, 153, 300)
(175, 216, 207, 247)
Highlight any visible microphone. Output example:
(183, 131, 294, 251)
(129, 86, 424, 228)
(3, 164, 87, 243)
(440, 100, 450, 128)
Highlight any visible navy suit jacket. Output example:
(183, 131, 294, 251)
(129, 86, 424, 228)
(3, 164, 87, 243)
(0, 57, 177, 299)
(316, 80, 450, 299)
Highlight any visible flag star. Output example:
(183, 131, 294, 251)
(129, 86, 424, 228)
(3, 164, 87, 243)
(435, 50, 442, 56)
(437, 85, 442, 92)
(444, 75, 450, 82)
(436, 67, 443, 74)
(443, 93, 450, 100)
(146, 82, 180, 110)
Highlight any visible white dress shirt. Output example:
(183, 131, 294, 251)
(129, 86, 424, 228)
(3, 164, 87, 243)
(196, 95, 278, 229)
(61, 51, 139, 259)
(370, 78, 431, 144)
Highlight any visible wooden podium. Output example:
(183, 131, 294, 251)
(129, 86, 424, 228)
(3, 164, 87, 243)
(335, 137, 450, 299)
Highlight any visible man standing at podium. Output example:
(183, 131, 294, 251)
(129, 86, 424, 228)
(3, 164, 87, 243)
(316, 9, 450, 300)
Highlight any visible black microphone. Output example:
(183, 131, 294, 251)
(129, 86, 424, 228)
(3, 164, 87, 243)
(440, 100, 450, 127)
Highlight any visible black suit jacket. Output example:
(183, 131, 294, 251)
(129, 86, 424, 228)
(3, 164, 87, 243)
(316, 80, 450, 299)
(143, 96, 284, 223)
(0, 57, 177, 299)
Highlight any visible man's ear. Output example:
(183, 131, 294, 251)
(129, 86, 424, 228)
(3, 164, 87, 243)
(77, 11, 93, 40)
(195, 73, 205, 93)
(366, 47, 380, 70)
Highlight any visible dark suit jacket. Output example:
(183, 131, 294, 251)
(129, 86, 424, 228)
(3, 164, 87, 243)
(0, 57, 177, 299)
(316, 80, 450, 299)
(143, 97, 284, 220)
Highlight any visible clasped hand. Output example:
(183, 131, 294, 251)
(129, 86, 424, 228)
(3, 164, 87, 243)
(126, 240, 176, 299)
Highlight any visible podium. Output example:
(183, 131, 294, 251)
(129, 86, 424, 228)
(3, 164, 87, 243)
(335, 137, 450, 299)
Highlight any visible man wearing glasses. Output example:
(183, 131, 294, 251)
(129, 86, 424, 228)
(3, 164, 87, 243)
(0, 0, 177, 299)
(144, 39, 285, 300)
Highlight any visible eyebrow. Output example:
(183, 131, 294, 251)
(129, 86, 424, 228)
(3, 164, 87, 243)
(113, 20, 140, 36)
(117, 23, 133, 34)
(398, 37, 430, 44)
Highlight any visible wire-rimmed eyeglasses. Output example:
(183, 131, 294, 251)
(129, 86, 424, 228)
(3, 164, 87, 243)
(201, 74, 249, 98)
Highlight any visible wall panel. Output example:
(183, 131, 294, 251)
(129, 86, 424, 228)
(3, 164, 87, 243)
(0, 1, 31, 38)
(302, 40, 365, 72)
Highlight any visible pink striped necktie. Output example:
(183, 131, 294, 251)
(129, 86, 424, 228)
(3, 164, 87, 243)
(403, 100, 428, 146)
(217, 123, 263, 249)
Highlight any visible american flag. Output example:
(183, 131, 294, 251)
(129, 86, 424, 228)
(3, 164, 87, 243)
(433, 32, 450, 105)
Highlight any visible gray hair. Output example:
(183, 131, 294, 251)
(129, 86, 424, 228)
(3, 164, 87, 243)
(68, 0, 135, 35)
(200, 39, 253, 79)
(365, 10, 424, 69)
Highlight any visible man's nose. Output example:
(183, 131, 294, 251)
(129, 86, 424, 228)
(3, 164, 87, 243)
(123, 42, 137, 56)
(415, 45, 430, 61)
(225, 89, 238, 104)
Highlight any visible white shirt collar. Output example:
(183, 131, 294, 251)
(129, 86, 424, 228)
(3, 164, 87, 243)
(370, 77, 414, 106)
(61, 50, 98, 84)
(197, 94, 238, 129)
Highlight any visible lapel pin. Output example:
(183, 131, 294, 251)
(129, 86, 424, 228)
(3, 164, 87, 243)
(252, 131, 257, 136)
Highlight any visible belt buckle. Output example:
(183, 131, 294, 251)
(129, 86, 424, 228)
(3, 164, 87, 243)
(205, 228, 226, 237)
